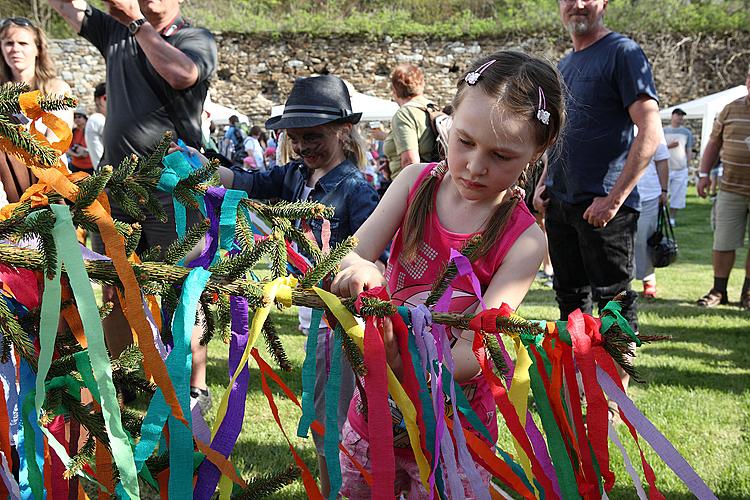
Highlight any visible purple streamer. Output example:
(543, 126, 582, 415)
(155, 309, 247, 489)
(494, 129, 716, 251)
(194, 296, 251, 499)
(596, 366, 717, 500)
(188, 188, 224, 270)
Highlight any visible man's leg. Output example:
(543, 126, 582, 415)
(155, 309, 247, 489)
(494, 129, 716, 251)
(699, 190, 746, 306)
(545, 197, 593, 318)
(576, 205, 639, 396)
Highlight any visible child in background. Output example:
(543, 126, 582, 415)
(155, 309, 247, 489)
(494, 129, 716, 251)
(330, 51, 565, 497)
(218, 75, 381, 497)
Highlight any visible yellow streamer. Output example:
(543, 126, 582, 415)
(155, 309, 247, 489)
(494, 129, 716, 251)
(508, 336, 537, 495)
(312, 287, 432, 492)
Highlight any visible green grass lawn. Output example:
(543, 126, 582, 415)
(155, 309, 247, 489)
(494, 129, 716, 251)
(202, 188, 749, 498)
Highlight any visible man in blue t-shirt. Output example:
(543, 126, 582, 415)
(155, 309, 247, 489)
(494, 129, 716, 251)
(533, 0, 661, 351)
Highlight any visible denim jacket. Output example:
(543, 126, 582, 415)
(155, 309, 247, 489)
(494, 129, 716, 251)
(231, 159, 381, 253)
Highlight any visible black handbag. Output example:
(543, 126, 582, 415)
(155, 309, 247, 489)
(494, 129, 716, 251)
(648, 203, 678, 268)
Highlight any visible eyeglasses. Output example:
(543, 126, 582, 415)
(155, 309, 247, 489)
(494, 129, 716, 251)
(0, 17, 35, 28)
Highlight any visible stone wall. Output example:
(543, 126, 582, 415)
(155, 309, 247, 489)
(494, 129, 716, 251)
(51, 32, 750, 126)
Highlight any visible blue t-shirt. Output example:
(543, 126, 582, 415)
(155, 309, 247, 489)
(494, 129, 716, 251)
(547, 32, 658, 210)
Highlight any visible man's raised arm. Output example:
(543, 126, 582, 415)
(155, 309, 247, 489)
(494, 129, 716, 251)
(47, 0, 87, 33)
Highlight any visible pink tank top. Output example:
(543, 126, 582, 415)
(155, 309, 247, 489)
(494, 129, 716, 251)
(348, 163, 536, 452)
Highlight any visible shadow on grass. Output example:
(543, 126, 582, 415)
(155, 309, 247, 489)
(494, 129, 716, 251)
(607, 485, 749, 500)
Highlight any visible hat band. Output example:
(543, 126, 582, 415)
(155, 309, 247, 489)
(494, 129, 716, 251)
(281, 104, 352, 120)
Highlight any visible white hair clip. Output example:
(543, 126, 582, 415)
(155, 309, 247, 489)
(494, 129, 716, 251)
(464, 59, 496, 86)
(536, 86, 550, 125)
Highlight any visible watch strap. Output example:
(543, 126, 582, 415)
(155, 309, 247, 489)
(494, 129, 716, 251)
(128, 17, 147, 35)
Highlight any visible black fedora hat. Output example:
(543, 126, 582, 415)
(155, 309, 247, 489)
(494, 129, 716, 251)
(265, 75, 362, 130)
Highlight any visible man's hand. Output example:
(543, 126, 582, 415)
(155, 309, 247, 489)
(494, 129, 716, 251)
(659, 191, 668, 207)
(102, 0, 143, 25)
(583, 195, 621, 228)
(667, 140, 679, 149)
(697, 176, 710, 198)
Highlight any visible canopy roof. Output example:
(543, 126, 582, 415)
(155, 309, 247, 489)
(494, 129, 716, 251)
(660, 85, 748, 157)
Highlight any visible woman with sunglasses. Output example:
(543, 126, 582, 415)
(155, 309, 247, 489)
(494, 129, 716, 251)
(1, 17, 73, 203)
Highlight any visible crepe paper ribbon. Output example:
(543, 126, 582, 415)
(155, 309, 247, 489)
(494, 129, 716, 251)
(0, 344, 20, 447)
(593, 351, 663, 499)
(250, 349, 324, 500)
(595, 360, 713, 499)
(218, 189, 247, 253)
(405, 306, 448, 499)
(599, 301, 640, 347)
(314, 287, 431, 493)
(39, 204, 140, 499)
(297, 308, 324, 439)
(559, 333, 602, 496)
(433, 321, 487, 500)
(567, 310, 614, 493)
(361, 312, 395, 499)
(444, 416, 536, 500)
(19, 359, 44, 500)
(168, 267, 211, 499)
(0, 448, 20, 500)
(187, 187, 224, 270)
(192, 439, 247, 489)
(323, 326, 344, 499)
(209, 273, 297, 488)
(0, 381, 14, 495)
(194, 295, 252, 500)
(18, 90, 73, 161)
(159, 151, 206, 244)
(354, 286, 432, 496)
(526, 344, 580, 500)
(0, 264, 39, 310)
(608, 424, 647, 500)
(471, 332, 559, 499)
(129, 267, 211, 498)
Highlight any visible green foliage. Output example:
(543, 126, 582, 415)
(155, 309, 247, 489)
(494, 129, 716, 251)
(178, 0, 750, 36)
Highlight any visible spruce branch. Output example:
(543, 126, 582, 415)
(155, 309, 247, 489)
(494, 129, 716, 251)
(0, 297, 36, 368)
(262, 316, 291, 372)
(270, 227, 287, 280)
(425, 234, 483, 307)
(0, 115, 60, 167)
(163, 218, 210, 265)
(235, 465, 300, 500)
(298, 236, 358, 289)
(285, 224, 324, 265)
(340, 328, 367, 377)
(209, 237, 273, 282)
(64, 434, 95, 479)
(484, 334, 508, 377)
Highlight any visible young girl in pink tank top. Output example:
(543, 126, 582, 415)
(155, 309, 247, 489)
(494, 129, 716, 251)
(331, 51, 566, 498)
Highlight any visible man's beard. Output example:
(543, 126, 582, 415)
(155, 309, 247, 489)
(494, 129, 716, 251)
(566, 14, 602, 35)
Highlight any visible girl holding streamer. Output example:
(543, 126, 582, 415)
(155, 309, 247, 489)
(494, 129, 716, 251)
(218, 74, 381, 496)
(330, 51, 566, 497)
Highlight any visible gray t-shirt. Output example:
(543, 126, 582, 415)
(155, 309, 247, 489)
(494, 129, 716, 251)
(80, 6, 217, 169)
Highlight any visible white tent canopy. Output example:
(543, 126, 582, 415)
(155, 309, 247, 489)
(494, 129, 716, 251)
(660, 85, 748, 158)
(203, 92, 250, 127)
(271, 80, 399, 123)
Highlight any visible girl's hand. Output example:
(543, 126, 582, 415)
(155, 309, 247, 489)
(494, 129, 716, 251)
(330, 257, 386, 298)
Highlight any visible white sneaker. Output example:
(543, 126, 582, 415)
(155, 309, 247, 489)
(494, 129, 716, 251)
(669, 218, 676, 227)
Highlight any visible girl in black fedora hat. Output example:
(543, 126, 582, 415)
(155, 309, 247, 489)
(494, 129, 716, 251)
(218, 74, 382, 496)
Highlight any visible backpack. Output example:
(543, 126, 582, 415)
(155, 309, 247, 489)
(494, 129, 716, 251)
(411, 103, 452, 162)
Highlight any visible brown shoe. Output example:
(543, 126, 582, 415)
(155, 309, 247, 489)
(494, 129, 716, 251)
(741, 292, 750, 311)
(697, 289, 728, 307)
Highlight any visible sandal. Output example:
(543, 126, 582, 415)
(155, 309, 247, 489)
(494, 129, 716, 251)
(642, 281, 657, 298)
(696, 289, 728, 308)
(741, 292, 750, 311)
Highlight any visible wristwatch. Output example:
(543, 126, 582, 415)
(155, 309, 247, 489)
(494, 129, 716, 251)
(128, 17, 147, 35)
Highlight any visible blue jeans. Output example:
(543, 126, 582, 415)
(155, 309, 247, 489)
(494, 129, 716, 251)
(545, 196, 639, 331)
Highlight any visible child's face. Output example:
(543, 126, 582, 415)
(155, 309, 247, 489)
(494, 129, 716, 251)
(447, 89, 540, 203)
(286, 124, 347, 171)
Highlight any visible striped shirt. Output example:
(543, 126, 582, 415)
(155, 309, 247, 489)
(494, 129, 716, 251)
(711, 96, 750, 196)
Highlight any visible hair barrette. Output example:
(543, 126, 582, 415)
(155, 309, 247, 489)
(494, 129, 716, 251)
(536, 86, 550, 125)
(464, 59, 496, 85)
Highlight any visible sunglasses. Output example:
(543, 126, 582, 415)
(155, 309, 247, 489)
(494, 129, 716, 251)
(0, 17, 35, 28)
